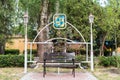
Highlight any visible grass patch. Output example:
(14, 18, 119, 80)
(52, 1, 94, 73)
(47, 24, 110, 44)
(1, 66, 120, 80)
(0, 67, 24, 80)
(93, 67, 120, 80)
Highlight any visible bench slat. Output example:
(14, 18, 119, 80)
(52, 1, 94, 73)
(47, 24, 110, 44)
(43, 64, 79, 68)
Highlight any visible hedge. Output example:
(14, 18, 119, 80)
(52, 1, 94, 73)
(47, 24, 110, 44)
(75, 54, 86, 62)
(5, 49, 19, 55)
(99, 56, 120, 67)
(66, 48, 86, 55)
(23, 49, 37, 56)
(0, 55, 24, 67)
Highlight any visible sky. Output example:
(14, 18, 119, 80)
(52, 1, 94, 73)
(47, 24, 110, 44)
(99, 0, 108, 7)
(93, 0, 108, 7)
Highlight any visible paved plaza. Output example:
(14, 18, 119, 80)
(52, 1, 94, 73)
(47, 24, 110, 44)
(21, 71, 98, 80)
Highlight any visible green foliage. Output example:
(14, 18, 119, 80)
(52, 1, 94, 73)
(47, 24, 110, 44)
(79, 49, 86, 55)
(60, 0, 120, 54)
(99, 56, 111, 67)
(60, 0, 102, 41)
(66, 48, 86, 55)
(66, 48, 76, 53)
(99, 56, 120, 67)
(0, 55, 24, 67)
(13, 0, 42, 39)
(5, 49, 19, 55)
(75, 54, 85, 62)
(0, 0, 15, 54)
(23, 49, 37, 56)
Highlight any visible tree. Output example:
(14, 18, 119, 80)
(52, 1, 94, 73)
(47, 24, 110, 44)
(0, 0, 15, 54)
(60, 0, 103, 54)
(63, 0, 120, 56)
(94, 0, 120, 55)
(37, 0, 49, 60)
(18, 0, 57, 60)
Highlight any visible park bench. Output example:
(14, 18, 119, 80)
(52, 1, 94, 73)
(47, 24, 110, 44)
(43, 52, 79, 77)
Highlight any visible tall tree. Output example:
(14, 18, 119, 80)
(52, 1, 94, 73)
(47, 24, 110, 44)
(94, 0, 120, 55)
(0, 0, 15, 54)
(61, 0, 120, 56)
(37, 0, 49, 60)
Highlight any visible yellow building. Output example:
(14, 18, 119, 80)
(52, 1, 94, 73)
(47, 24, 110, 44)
(5, 36, 37, 53)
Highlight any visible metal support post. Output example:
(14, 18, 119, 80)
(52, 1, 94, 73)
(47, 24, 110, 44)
(23, 11, 28, 73)
(24, 23, 28, 73)
(86, 44, 88, 61)
(90, 23, 94, 71)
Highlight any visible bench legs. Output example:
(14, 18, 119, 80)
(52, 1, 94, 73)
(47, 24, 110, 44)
(72, 68, 75, 77)
(43, 67, 46, 77)
(72, 59, 75, 77)
(43, 59, 46, 77)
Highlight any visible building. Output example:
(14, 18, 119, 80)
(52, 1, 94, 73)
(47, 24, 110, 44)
(5, 35, 37, 53)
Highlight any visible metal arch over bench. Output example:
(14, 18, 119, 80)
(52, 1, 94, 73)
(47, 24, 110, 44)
(43, 52, 79, 77)
(24, 13, 94, 74)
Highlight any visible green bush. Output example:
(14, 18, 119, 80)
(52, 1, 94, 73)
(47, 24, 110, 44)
(67, 48, 86, 55)
(5, 49, 19, 55)
(23, 49, 37, 56)
(0, 55, 24, 67)
(67, 48, 76, 53)
(99, 56, 120, 67)
(75, 54, 85, 62)
(99, 56, 111, 67)
(79, 49, 86, 55)
(110, 56, 117, 67)
(114, 56, 120, 67)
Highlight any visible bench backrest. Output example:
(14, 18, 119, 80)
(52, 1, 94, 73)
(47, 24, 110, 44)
(44, 52, 75, 62)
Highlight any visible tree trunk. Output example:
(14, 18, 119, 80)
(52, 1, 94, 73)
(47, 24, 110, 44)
(55, 0, 59, 14)
(0, 43, 5, 54)
(37, 0, 49, 61)
(99, 32, 107, 56)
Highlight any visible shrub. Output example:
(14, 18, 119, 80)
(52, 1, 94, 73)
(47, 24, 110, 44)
(110, 56, 117, 67)
(75, 54, 85, 62)
(79, 49, 86, 55)
(99, 56, 120, 67)
(114, 56, 120, 67)
(0, 55, 24, 67)
(99, 56, 110, 67)
(67, 48, 86, 55)
(5, 49, 19, 55)
(23, 49, 37, 56)
(67, 48, 76, 53)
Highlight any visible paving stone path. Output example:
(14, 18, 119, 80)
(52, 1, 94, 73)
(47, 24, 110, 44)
(20, 72, 98, 80)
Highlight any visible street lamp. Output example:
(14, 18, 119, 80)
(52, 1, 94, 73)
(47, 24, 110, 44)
(89, 13, 94, 71)
(23, 11, 28, 73)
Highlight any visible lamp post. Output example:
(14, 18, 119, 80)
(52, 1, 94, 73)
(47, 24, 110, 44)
(23, 11, 28, 73)
(89, 13, 94, 71)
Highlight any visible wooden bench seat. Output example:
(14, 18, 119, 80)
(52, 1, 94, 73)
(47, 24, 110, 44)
(43, 52, 78, 77)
